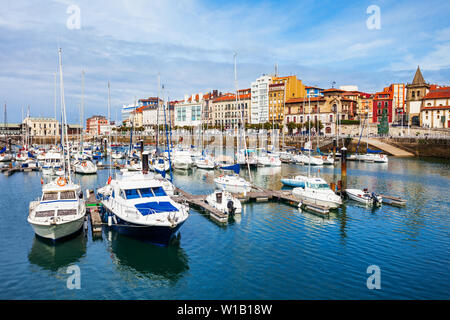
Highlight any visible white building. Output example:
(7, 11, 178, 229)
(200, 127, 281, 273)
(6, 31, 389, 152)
(174, 93, 204, 127)
(23, 117, 59, 137)
(251, 75, 273, 124)
(420, 87, 450, 129)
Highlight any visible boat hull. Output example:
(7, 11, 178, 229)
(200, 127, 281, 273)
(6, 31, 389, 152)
(280, 179, 306, 188)
(105, 211, 185, 245)
(29, 216, 85, 241)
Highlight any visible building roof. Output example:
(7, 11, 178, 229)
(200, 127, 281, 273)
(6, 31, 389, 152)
(422, 105, 450, 110)
(213, 92, 251, 103)
(286, 97, 325, 104)
(423, 87, 450, 100)
(412, 66, 426, 85)
(323, 88, 345, 93)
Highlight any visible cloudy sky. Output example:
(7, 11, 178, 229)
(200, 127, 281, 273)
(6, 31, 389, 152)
(1, 0, 449, 123)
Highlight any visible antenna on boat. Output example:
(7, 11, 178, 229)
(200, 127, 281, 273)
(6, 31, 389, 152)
(162, 84, 173, 183)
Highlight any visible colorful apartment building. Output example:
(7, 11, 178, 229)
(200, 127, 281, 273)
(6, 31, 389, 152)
(372, 89, 393, 124)
(268, 75, 306, 124)
(86, 115, 109, 136)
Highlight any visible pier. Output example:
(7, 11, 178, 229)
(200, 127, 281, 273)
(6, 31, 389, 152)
(85, 190, 103, 235)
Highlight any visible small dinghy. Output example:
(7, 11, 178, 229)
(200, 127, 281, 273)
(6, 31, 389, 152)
(345, 188, 382, 206)
(205, 190, 242, 215)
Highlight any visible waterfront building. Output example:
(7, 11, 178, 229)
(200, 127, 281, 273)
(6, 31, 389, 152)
(305, 86, 324, 98)
(86, 115, 109, 136)
(250, 75, 273, 124)
(202, 90, 221, 127)
(406, 66, 430, 126)
(285, 89, 356, 134)
(339, 85, 359, 92)
(420, 86, 450, 128)
(23, 117, 59, 137)
(341, 91, 373, 122)
(129, 106, 144, 128)
(372, 89, 393, 124)
(142, 98, 163, 130)
(211, 89, 251, 129)
(174, 93, 205, 127)
(269, 75, 306, 124)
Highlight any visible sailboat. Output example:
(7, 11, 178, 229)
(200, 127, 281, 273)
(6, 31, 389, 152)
(291, 96, 341, 209)
(213, 54, 252, 194)
(28, 48, 86, 240)
(73, 70, 97, 174)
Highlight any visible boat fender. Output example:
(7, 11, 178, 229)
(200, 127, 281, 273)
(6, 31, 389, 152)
(107, 215, 112, 227)
(113, 216, 118, 225)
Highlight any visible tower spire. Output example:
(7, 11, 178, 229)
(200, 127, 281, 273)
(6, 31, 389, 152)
(412, 65, 425, 85)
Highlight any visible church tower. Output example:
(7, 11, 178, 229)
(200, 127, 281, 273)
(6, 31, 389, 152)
(406, 66, 430, 126)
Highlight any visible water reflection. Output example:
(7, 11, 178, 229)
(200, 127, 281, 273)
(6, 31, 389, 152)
(28, 231, 87, 272)
(108, 231, 189, 282)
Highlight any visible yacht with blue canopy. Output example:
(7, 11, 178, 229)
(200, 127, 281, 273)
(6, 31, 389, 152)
(97, 171, 189, 245)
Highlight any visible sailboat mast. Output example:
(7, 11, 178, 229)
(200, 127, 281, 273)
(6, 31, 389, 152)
(107, 81, 112, 177)
(234, 53, 252, 182)
(54, 72, 57, 146)
(308, 95, 311, 178)
(58, 48, 71, 182)
(81, 70, 84, 149)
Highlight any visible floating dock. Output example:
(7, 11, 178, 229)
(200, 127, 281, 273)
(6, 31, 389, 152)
(85, 190, 103, 235)
(380, 194, 407, 207)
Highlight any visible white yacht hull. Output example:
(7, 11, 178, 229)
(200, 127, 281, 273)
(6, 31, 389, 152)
(29, 216, 85, 240)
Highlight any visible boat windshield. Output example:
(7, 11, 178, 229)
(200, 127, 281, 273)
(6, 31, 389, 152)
(42, 192, 58, 201)
(124, 187, 167, 199)
(307, 182, 330, 189)
(60, 191, 76, 200)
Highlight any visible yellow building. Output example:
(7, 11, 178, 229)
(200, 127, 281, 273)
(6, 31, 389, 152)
(269, 75, 306, 123)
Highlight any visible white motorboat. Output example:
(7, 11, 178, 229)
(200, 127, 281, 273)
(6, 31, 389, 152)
(214, 174, 252, 194)
(195, 155, 215, 169)
(73, 159, 97, 174)
(28, 177, 86, 240)
(42, 152, 63, 176)
(205, 190, 242, 215)
(346, 154, 357, 161)
(345, 188, 382, 206)
(292, 177, 342, 209)
(302, 154, 324, 166)
(97, 171, 189, 244)
(172, 150, 193, 170)
(256, 155, 271, 166)
(267, 154, 282, 167)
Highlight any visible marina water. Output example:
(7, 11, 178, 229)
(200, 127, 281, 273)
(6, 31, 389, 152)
(1, 157, 449, 299)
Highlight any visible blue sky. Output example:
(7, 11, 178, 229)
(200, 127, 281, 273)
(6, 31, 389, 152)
(1, 0, 449, 123)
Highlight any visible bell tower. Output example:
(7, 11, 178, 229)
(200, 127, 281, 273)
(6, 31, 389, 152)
(406, 66, 430, 126)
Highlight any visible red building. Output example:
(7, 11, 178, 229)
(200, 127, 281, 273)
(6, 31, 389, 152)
(86, 115, 109, 136)
(373, 89, 393, 123)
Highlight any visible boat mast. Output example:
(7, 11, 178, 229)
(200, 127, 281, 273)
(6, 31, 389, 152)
(107, 81, 112, 178)
(54, 72, 57, 146)
(58, 48, 72, 183)
(80, 70, 84, 152)
(156, 73, 160, 155)
(234, 53, 252, 182)
(308, 95, 311, 178)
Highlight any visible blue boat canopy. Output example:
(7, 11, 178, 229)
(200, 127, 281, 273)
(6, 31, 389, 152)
(367, 148, 382, 154)
(220, 163, 240, 174)
(0, 146, 6, 154)
(135, 201, 178, 216)
(27, 151, 35, 158)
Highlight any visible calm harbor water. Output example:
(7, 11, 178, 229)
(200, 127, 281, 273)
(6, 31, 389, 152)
(1, 157, 449, 299)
